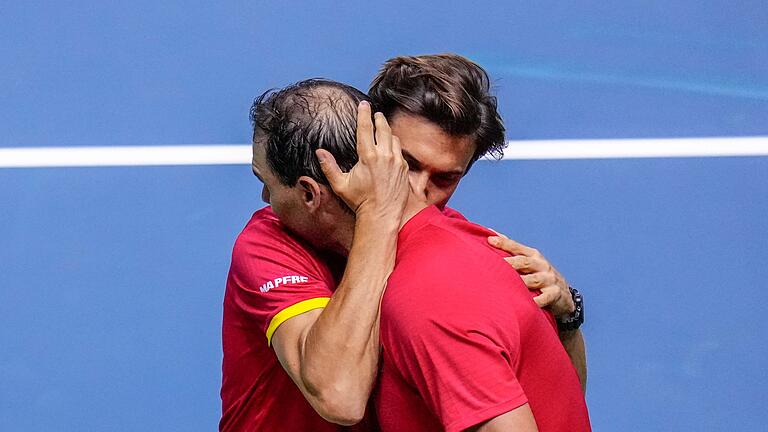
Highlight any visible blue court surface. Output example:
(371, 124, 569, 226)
(2, 1, 767, 431)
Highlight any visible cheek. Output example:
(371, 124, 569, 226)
(268, 193, 288, 217)
(268, 191, 302, 230)
(261, 184, 270, 204)
(269, 200, 296, 232)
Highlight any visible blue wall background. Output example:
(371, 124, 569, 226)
(2, 2, 767, 431)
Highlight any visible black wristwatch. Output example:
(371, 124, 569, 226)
(556, 287, 584, 332)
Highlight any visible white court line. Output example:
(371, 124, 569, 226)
(0, 145, 251, 168)
(0, 137, 767, 168)
(499, 136, 768, 160)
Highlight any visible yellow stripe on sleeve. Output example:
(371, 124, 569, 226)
(266, 297, 331, 346)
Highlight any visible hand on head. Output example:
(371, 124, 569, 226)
(316, 101, 410, 223)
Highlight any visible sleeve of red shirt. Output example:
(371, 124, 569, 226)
(383, 297, 529, 432)
(228, 224, 333, 345)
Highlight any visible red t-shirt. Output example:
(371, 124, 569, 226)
(375, 206, 591, 432)
(220, 206, 372, 432)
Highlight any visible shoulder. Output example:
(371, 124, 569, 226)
(398, 216, 499, 264)
(225, 208, 335, 337)
(229, 207, 330, 289)
(235, 207, 297, 251)
(385, 217, 516, 322)
(234, 207, 317, 265)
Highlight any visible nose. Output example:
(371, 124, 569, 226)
(409, 171, 429, 202)
(261, 184, 270, 204)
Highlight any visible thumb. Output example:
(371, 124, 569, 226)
(316, 149, 344, 189)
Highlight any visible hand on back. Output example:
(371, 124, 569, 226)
(488, 234, 575, 317)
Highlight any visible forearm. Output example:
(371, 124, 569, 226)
(559, 329, 587, 393)
(300, 214, 398, 419)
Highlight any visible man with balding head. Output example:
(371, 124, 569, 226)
(222, 54, 587, 432)
(223, 77, 589, 431)
(222, 70, 588, 429)
(221, 80, 396, 431)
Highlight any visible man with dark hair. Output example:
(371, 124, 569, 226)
(369, 54, 586, 384)
(369, 53, 506, 169)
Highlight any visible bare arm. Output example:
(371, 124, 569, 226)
(271, 102, 409, 425)
(488, 235, 587, 392)
(272, 215, 398, 424)
(560, 329, 587, 393)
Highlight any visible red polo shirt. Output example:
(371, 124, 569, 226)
(375, 206, 590, 432)
(220, 206, 372, 432)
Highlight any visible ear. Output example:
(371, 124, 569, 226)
(296, 176, 325, 212)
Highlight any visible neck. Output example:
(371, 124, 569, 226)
(328, 195, 429, 257)
(323, 213, 356, 256)
(399, 194, 429, 231)
(303, 204, 356, 257)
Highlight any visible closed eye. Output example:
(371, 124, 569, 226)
(433, 174, 461, 186)
(402, 153, 422, 171)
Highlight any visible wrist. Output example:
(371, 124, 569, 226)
(355, 207, 403, 230)
(354, 214, 400, 239)
(556, 287, 584, 332)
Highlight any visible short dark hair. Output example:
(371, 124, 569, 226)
(251, 79, 368, 186)
(369, 53, 506, 165)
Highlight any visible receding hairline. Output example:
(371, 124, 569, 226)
(252, 82, 361, 140)
(299, 85, 360, 127)
(260, 84, 360, 135)
(250, 78, 368, 186)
